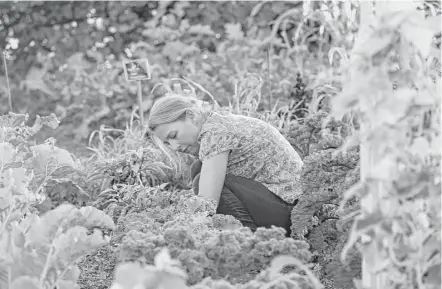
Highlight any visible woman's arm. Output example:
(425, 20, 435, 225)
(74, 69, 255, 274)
(198, 150, 230, 203)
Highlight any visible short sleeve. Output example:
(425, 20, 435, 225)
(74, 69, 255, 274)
(198, 126, 240, 161)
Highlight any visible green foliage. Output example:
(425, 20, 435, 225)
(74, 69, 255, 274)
(110, 186, 312, 285)
(331, 2, 441, 289)
(92, 145, 191, 189)
(275, 109, 361, 288)
(3, 2, 440, 289)
(0, 1, 354, 153)
(111, 248, 322, 289)
(0, 112, 115, 289)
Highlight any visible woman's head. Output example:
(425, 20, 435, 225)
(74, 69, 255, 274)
(147, 93, 206, 156)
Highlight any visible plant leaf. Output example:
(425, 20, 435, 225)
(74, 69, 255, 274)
(113, 263, 160, 289)
(53, 226, 110, 269)
(31, 144, 75, 173)
(10, 276, 40, 289)
(0, 142, 15, 166)
(26, 204, 115, 246)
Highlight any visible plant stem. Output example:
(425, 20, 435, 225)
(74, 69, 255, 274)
(267, 44, 273, 110)
(138, 80, 144, 126)
(39, 243, 55, 287)
(0, 187, 14, 235)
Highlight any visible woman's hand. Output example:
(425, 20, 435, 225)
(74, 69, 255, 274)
(185, 195, 218, 215)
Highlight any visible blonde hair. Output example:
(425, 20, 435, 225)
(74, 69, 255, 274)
(147, 93, 206, 131)
(146, 93, 207, 168)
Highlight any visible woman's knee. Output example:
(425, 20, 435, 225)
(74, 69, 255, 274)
(217, 187, 257, 229)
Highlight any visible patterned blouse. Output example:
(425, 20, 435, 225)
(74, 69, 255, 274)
(197, 111, 304, 203)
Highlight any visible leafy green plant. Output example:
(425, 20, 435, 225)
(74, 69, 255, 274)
(1, 1, 356, 155)
(0, 112, 115, 289)
(111, 249, 323, 289)
(5, 3, 439, 289)
(85, 168, 314, 287)
(331, 2, 440, 288)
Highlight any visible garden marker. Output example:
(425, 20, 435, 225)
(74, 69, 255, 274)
(122, 58, 151, 126)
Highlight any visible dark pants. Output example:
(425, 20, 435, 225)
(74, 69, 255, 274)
(190, 160, 295, 236)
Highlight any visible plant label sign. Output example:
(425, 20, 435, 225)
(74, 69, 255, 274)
(123, 58, 151, 82)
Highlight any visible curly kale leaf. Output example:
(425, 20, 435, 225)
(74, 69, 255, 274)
(301, 147, 359, 197)
(323, 224, 362, 289)
(118, 220, 311, 285)
(284, 111, 352, 159)
(290, 146, 359, 239)
(118, 230, 166, 263)
(116, 212, 162, 237)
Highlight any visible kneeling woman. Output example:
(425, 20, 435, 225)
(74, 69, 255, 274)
(147, 94, 304, 236)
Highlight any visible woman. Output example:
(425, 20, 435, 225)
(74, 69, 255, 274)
(147, 94, 304, 236)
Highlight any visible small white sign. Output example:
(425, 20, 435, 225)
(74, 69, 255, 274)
(123, 58, 151, 82)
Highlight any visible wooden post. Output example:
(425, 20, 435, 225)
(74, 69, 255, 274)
(2, 51, 12, 112)
(122, 58, 151, 127)
(138, 80, 144, 126)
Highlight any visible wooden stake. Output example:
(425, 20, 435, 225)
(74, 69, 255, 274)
(3, 50, 12, 112)
(137, 80, 144, 125)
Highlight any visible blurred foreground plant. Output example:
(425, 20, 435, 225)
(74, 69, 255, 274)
(0, 112, 115, 289)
